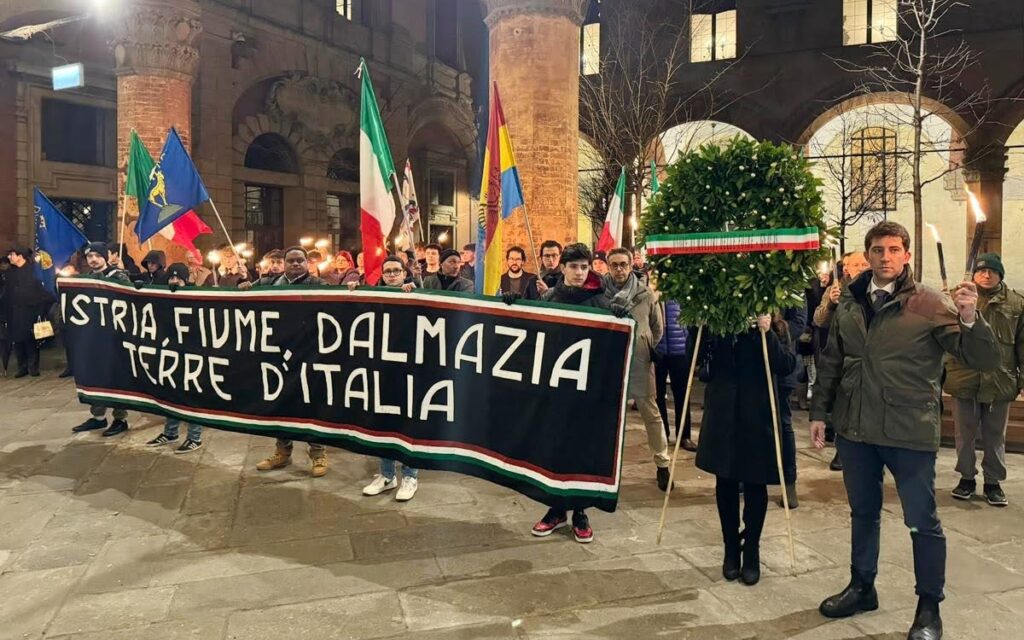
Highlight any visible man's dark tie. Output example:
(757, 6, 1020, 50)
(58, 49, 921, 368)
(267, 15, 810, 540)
(872, 290, 891, 311)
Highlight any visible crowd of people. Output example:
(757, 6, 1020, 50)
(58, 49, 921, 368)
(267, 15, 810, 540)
(1, 219, 1019, 638)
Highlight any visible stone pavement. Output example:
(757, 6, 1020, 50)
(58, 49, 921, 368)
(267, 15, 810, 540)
(2, 367, 1024, 639)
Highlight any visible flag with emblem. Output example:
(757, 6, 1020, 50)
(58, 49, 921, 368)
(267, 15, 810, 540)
(126, 130, 211, 259)
(135, 128, 211, 243)
(33, 187, 87, 293)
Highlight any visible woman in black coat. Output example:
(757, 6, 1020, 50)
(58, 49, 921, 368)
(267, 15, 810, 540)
(1, 247, 54, 377)
(695, 314, 797, 586)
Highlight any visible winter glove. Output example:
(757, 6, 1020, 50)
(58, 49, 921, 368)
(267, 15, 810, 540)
(501, 292, 521, 306)
(612, 305, 629, 318)
(134, 281, 145, 290)
(168, 283, 180, 293)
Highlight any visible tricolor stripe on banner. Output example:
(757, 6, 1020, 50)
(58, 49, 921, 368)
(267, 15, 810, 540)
(646, 227, 820, 255)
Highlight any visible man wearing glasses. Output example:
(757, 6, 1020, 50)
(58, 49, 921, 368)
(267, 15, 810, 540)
(603, 248, 671, 491)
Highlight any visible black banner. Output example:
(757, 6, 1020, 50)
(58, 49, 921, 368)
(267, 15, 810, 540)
(60, 278, 634, 512)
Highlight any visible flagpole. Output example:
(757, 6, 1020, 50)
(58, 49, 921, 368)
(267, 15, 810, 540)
(117, 191, 127, 261)
(206, 200, 236, 251)
(518, 203, 540, 272)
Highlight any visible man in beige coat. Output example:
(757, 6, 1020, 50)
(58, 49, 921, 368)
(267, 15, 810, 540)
(603, 248, 671, 490)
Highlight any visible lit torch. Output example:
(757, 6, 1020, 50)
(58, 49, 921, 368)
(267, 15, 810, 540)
(314, 238, 330, 251)
(299, 237, 313, 248)
(926, 223, 948, 292)
(964, 187, 987, 281)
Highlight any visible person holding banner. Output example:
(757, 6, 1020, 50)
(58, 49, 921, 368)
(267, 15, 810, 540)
(2, 247, 53, 378)
(352, 255, 421, 501)
(71, 243, 133, 437)
(242, 247, 331, 477)
(530, 243, 609, 543)
(422, 249, 473, 293)
(696, 314, 797, 586)
(602, 248, 672, 491)
(146, 263, 206, 453)
(186, 250, 213, 286)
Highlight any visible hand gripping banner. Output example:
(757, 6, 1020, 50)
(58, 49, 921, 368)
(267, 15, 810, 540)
(59, 278, 635, 512)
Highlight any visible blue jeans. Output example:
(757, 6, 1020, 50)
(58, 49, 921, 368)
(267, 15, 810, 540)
(163, 418, 203, 442)
(836, 436, 945, 601)
(380, 458, 417, 480)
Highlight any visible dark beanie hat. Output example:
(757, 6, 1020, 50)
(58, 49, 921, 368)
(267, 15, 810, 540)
(7, 245, 32, 259)
(974, 253, 1005, 279)
(84, 242, 110, 257)
(166, 263, 190, 282)
(440, 248, 461, 263)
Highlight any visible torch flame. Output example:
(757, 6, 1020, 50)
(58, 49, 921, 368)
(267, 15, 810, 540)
(818, 260, 829, 275)
(926, 223, 941, 243)
(965, 187, 986, 223)
(206, 250, 221, 265)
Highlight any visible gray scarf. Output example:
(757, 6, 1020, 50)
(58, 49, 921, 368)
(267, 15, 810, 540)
(602, 272, 641, 315)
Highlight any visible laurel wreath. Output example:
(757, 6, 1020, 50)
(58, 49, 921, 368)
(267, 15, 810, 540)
(640, 137, 835, 335)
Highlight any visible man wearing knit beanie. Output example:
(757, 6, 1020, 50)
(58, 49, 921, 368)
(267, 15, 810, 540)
(944, 252, 1023, 507)
(72, 243, 133, 438)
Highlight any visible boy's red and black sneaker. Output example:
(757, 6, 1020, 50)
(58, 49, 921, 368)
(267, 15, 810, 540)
(531, 508, 568, 537)
(572, 511, 594, 544)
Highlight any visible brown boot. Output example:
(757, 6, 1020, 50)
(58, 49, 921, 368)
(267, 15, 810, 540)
(309, 449, 328, 477)
(256, 446, 292, 471)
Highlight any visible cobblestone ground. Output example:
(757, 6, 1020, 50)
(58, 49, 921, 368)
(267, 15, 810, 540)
(2, 361, 1024, 639)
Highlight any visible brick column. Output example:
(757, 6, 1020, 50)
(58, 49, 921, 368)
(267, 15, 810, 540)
(963, 145, 1008, 261)
(483, 1, 586, 269)
(111, 0, 202, 264)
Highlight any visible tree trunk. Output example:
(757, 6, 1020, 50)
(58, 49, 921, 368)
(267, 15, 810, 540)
(912, 13, 928, 281)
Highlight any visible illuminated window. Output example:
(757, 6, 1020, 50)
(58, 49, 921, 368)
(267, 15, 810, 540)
(850, 127, 898, 212)
(336, 0, 352, 20)
(691, 10, 736, 63)
(843, 0, 897, 45)
(581, 23, 600, 75)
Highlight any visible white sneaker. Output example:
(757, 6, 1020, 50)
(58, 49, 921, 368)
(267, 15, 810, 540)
(395, 477, 418, 502)
(362, 474, 398, 496)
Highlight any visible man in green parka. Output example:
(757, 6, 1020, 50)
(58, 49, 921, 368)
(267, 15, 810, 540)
(810, 221, 1000, 640)
(944, 253, 1024, 507)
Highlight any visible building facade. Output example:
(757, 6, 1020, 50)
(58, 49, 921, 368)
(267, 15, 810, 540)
(0, 0, 486, 262)
(2, 0, 1023, 282)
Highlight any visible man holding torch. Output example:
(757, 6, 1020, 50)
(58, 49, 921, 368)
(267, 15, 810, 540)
(944, 253, 1024, 507)
(810, 221, 999, 640)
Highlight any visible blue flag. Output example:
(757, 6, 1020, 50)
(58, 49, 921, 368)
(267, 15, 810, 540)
(135, 127, 210, 242)
(34, 188, 88, 293)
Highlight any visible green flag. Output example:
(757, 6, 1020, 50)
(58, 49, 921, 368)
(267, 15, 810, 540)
(650, 160, 660, 194)
(126, 130, 155, 202)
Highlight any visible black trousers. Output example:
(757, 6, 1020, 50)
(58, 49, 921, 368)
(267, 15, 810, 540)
(837, 436, 945, 601)
(778, 385, 797, 484)
(654, 354, 693, 440)
(12, 341, 40, 375)
(715, 477, 768, 545)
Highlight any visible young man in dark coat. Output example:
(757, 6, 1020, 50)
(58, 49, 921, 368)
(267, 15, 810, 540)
(2, 246, 54, 377)
(499, 246, 539, 300)
(241, 247, 330, 477)
(536, 239, 564, 294)
(422, 249, 473, 292)
(529, 243, 608, 544)
(696, 314, 797, 586)
(811, 221, 1000, 640)
(72, 243, 133, 437)
(136, 250, 168, 285)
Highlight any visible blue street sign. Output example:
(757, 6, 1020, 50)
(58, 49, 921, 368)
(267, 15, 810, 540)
(52, 63, 84, 91)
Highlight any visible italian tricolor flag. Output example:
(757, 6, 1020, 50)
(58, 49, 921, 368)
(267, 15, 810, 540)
(358, 59, 397, 285)
(646, 227, 820, 255)
(597, 168, 626, 253)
